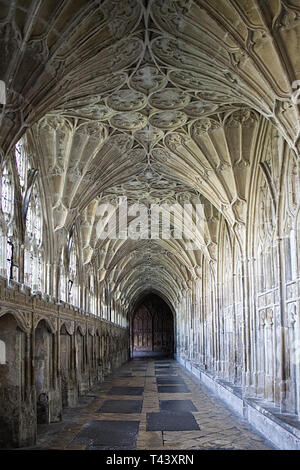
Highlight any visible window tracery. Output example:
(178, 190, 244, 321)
(0, 161, 14, 278)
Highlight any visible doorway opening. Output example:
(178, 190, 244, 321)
(131, 293, 174, 358)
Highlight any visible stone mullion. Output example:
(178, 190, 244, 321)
(232, 264, 238, 384)
(16, 239, 24, 284)
(95, 274, 99, 316)
(295, 309, 300, 418)
(264, 311, 274, 402)
(277, 235, 288, 412)
(220, 280, 225, 378)
(52, 263, 58, 299)
(25, 332, 31, 401)
(241, 255, 252, 392)
(191, 285, 195, 362)
(270, 311, 276, 402)
(230, 267, 236, 382)
(246, 260, 254, 393)
(188, 293, 192, 361)
(202, 283, 206, 367)
(31, 327, 36, 408)
(210, 282, 215, 372)
(248, 256, 259, 395)
(93, 334, 96, 370)
(71, 333, 76, 374)
(45, 262, 50, 296)
(183, 296, 186, 357)
(98, 282, 102, 318)
(53, 327, 59, 391)
(183, 297, 188, 357)
(56, 322, 60, 392)
(198, 276, 205, 366)
(287, 310, 297, 414)
(215, 279, 221, 377)
(263, 312, 269, 400)
(195, 279, 201, 365)
(184, 297, 187, 358)
(258, 311, 266, 397)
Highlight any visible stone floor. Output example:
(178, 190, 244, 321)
(27, 357, 275, 450)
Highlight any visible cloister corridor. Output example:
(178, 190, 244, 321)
(1, 0, 300, 453)
(23, 355, 273, 451)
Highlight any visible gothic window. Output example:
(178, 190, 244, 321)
(89, 271, 96, 314)
(24, 182, 43, 291)
(256, 176, 277, 293)
(0, 162, 14, 278)
(68, 230, 79, 306)
(59, 248, 67, 302)
(101, 284, 107, 320)
(15, 139, 27, 190)
(284, 153, 300, 282)
(1, 163, 14, 222)
(11, 137, 45, 291)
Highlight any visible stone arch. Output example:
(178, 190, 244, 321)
(34, 316, 56, 334)
(247, 156, 278, 403)
(0, 312, 33, 447)
(0, 309, 31, 333)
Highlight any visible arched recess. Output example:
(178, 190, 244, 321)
(87, 327, 96, 388)
(278, 146, 300, 418)
(217, 217, 244, 385)
(60, 322, 77, 408)
(75, 326, 85, 395)
(0, 312, 34, 448)
(34, 319, 57, 424)
(245, 138, 280, 407)
(131, 293, 174, 357)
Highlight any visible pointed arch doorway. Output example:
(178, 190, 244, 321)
(131, 293, 174, 358)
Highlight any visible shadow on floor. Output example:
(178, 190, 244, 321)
(131, 350, 173, 359)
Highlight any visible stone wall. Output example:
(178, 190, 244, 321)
(175, 132, 300, 425)
(0, 276, 129, 448)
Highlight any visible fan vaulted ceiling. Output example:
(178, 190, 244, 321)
(1, 0, 300, 310)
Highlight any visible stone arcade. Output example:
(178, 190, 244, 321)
(0, 0, 300, 450)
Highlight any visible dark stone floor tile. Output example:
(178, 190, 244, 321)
(155, 370, 177, 375)
(97, 400, 143, 414)
(146, 412, 199, 431)
(159, 400, 197, 412)
(158, 385, 190, 393)
(71, 420, 140, 448)
(157, 377, 185, 385)
(109, 386, 144, 396)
